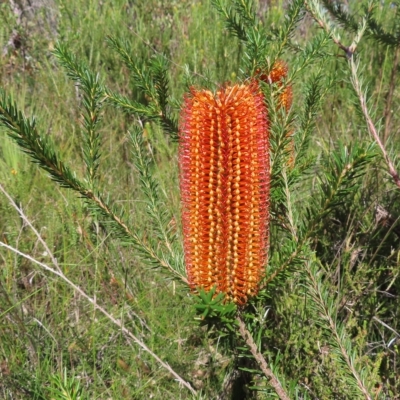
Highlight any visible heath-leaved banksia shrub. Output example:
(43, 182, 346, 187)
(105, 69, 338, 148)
(179, 81, 270, 306)
(1, 0, 400, 398)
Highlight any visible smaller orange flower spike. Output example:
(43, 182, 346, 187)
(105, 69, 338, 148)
(278, 83, 293, 111)
(179, 82, 270, 306)
(256, 60, 292, 110)
(256, 61, 294, 165)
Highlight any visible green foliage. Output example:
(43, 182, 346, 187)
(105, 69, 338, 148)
(321, 0, 400, 47)
(195, 288, 237, 333)
(48, 369, 87, 400)
(305, 142, 377, 235)
(304, 259, 376, 399)
(0, 90, 84, 191)
(106, 37, 178, 138)
(0, 0, 400, 399)
(54, 43, 105, 185)
(212, 0, 305, 73)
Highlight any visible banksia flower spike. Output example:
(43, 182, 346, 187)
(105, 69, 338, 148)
(257, 60, 294, 166)
(179, 82, 270, 306)
(256, 60, 293, 111)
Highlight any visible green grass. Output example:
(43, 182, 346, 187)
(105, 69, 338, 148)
(1, 0, 400, 399)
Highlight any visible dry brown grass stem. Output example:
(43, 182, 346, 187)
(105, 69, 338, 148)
(0, 183, 197, 396)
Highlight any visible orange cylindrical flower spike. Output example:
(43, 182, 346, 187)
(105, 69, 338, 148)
(179, 82, 270, 305)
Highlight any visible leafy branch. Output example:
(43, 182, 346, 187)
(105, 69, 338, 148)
(305, 259, 376, 399)
(53, 43, 104, 186)
(130, 127, 184, 277)
(0, 87, 186, 283)
(106, 37, 178, 138)
(305, 0, 400, 190)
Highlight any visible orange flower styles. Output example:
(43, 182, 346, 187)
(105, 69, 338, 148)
(257, 60, 294, 166)
(256, 60, 293, 110)
(179, 82, 270, 305)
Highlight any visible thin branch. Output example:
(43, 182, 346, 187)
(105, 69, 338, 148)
(349, 57, 400, 189)
(306, 265, 372, 400)
(236, 314, 290, 400)
(85, 189, 188, 283)
(304, 0, 351, 56)
(305, 0, 400, 190)
(372, 316, 400, 339)
(383, 46, 400, 144)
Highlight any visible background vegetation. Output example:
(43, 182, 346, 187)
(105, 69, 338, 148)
(0, 0, 399, 398)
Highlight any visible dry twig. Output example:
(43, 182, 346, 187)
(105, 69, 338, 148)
(0, 183, 197, 396)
